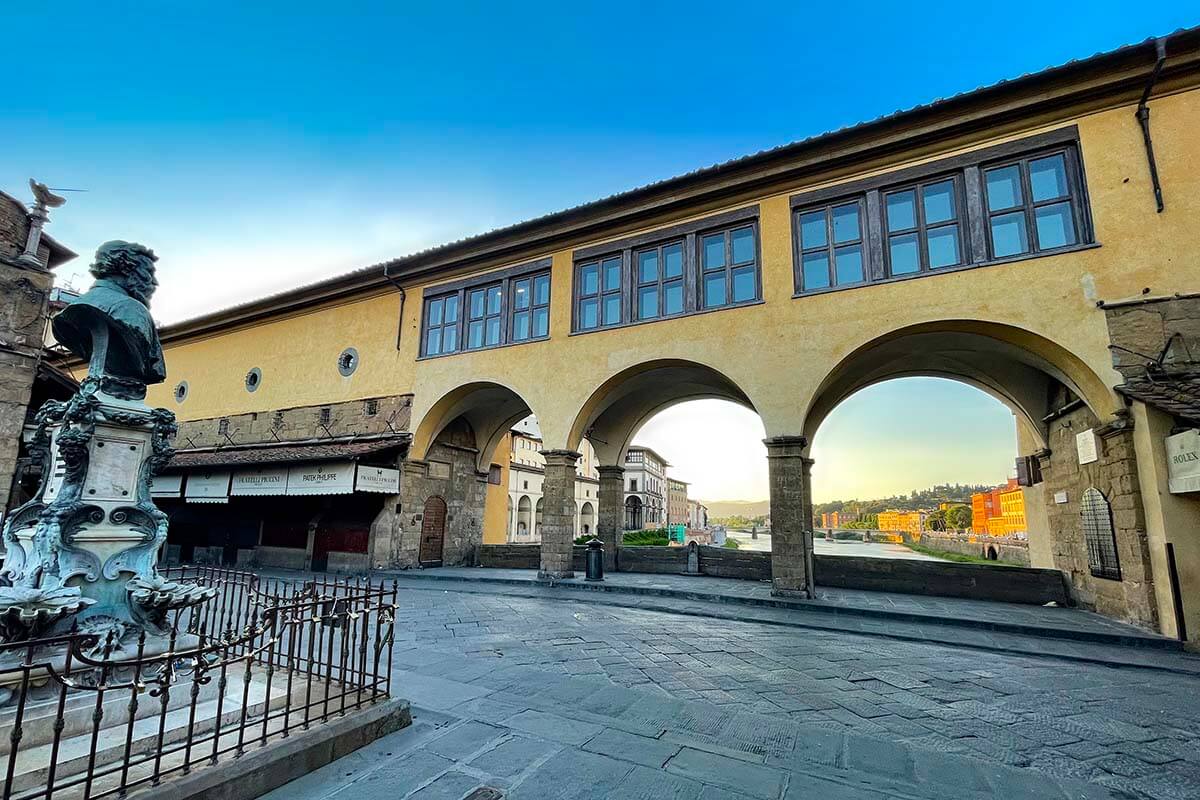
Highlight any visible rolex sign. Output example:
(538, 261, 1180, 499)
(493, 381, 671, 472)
(1166, 429, 1200, 494)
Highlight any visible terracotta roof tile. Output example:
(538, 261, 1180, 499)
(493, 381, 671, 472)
(168, 436, 409, 470)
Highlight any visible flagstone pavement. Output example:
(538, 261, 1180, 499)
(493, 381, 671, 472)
(262, 583, 1200, 800)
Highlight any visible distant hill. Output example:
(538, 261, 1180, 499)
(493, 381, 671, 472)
(702, 499, 769, 519)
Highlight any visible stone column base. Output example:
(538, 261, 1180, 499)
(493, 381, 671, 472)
(770, 582, 813, 599)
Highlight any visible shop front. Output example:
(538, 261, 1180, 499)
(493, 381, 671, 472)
(153, 438, 405, 573)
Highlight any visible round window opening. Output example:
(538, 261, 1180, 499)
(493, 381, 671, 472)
(338, 347, 359, 377)
(245, 367, 262, 392)
(173, 381, 189, 403)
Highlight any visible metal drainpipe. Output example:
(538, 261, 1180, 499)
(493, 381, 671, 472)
(382, 262, 406, 351)
(1136, 38, 1168, 213)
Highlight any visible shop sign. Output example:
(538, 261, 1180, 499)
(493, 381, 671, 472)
(231, 466, 289, 496)
(150, 474, 183, 497)
(1167, 429, 1200, 494)
(287, 462, 355, 495)
(185, 471, 231, 503)
(356, 465, 400, 493)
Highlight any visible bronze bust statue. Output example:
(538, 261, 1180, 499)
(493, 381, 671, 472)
(52, 241, 166, 399)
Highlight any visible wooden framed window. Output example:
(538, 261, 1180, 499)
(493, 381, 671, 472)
(884, 176, 965, 276)
(511, 273, 550, 342)
(635, 241, 685, 320)
(419, 257, 551, 358)
(465, 284, 503, 350)
(796, 200, 866, 292)
(571, 206, 761, 334)
(699, 225, 759, 309)
(577, 255, 623, 330)
(790, 127, 1094, 297)
(983, 150, 1083, 259)
(423, 293, 460, 356)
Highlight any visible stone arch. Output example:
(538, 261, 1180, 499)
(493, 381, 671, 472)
(567, 358, 760, 466)
(411, 380, 542, 471)
(517, 495, 531, 538)
(580, 501, 595, 537)
(802, 320, 1118, 449)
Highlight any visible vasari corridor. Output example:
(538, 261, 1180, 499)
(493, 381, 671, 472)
(2, 6, 1200, 799)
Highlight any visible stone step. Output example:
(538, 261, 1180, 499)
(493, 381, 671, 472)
(6, 674, 304, 796)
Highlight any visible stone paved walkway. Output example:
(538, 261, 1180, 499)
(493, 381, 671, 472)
(264, 583, 1200, 800)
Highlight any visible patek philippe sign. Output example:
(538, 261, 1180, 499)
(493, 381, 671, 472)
(1166, 429, 1200, 494)
(231, 466, 289, 496)
(356, 465, 400, 493)
(286, 462, 355, 495)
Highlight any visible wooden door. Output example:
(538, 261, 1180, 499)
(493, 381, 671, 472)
(419, 496, 447, 567)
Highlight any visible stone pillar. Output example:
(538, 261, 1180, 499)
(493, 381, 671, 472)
(538, 450, 581, 580)
(597, 465, 624, 571)
(764, 436, 814, 598)
(0, 258, 54, 518)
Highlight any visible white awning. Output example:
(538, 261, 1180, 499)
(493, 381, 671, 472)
(151, 474, 183, 498)
(185, 471, 231, 503)
(286, 462, 355, 495)
(355, 465, 400, 494)
(231, 466, 290, 496)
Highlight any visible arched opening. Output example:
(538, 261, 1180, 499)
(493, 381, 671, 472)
(412, 380, 540, 471)
(802, 320, 1118, 584)
(534, 498, 543, 539)
(624, 496, 643, 531)
(580, 501, 595, 537)
(517, 495, 531, 539)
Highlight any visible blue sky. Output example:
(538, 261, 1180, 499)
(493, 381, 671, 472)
(4, 3, 1193, 501)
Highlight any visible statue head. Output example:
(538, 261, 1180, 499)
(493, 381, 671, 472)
(90, 241, 159, 306)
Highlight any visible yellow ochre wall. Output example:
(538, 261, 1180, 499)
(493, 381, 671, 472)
(148, 85, 1200, 458)
(482, 433, 512, 545)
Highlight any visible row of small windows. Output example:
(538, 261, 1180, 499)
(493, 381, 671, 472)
(423, 272, 550, 357)
(796, 147, 1087, 293)
(576, 223, 759, 331)
(419, 135, 1091, 353)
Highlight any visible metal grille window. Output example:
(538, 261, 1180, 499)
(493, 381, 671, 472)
(701, 225, 758, 309)
(636, 241, 685, 320)
(797, 201, 865, 291)
(511, 273, 550, 342)
(466, 284, 504, 350)
(984, 150, 1082, 258)
(423, 294, 460, 356)
(885, 177, 964, 275)
(577, 256, 623, 329)
(1081, 487, 1121, 580)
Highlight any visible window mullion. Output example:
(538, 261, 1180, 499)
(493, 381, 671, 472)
(865, 191, 885, 283)
(621, 249, 633, 325)
(684, 233, 697, 313)
(1020, 161, 1038, 252)
(499, 278, 510, 345)
(916, 182, 930, 273)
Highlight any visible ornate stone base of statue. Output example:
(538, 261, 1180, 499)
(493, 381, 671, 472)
(0, 242, 214, 667)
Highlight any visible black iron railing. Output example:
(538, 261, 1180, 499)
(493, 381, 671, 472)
(0, 568, 397, 800)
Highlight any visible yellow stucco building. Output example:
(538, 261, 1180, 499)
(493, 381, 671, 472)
(55, 30, 1200, 644)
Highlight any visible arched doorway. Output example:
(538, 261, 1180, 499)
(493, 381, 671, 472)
(580, 501, 595, 537)
(517, 495, 531, 539)
(419, 496, 447, 567)
(625, 496, 643, 531)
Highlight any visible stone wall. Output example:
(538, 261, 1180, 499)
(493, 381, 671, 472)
(174, 394, 413, 448)
(386, 418, 485, 569)
(1040, 403, 1158, 629)
(917, 532, 1031, 566)
(1105, 296, 1200, 388)
(0, 194, 53, 516)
